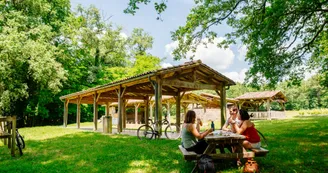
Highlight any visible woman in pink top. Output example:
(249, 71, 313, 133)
(231, 109, 261, 149)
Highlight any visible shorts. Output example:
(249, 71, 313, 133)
(250, 142, 261, 149)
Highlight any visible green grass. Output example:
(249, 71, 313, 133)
(1, 115, 327, 173)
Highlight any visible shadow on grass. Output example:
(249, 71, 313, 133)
(1, 115, 327, 173)
(252, 115, 328, 173)
(0, 132, 194, 173)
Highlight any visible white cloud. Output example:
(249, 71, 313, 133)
(161, 62, 173, 68)
(223, 68, 248, 83)
(237, 45, 247, 61)
(164, 37, 235, 71)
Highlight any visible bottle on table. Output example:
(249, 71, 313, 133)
(211, 121, 215, 131)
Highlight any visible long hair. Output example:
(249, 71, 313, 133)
(184, 110, 196, 123)
(239, 109, 250, 120)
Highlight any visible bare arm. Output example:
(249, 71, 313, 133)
(233, 120, 248, 134)
(222, 117, 230, 131)
(189, 124, 213, 139)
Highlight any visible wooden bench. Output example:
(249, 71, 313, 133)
(0, 116, 17, 156)
(178, 145, 200, 161)
(250, 147, 269, 157)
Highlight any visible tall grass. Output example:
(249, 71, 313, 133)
(1, 115, 327, 173)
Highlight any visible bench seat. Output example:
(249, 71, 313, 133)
(250, 147, 269, 157)
(178, 145, 200, 161)
(0, 131, 11, 139)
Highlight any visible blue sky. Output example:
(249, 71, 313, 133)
(70, 0, 252, 83)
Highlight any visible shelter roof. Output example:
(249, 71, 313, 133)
(60, 60, 236, 105)
(235, 91, 287, 102)
(200, 92, 238, 103)
(109, 92, 209, 107)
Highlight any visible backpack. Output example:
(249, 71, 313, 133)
(197, 154, 215, 173)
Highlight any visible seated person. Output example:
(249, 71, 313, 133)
(231, 109, 261, 149)
(181, 110, 213, 154)
(222, 104, 242, 133)
(196, 117, 203, 132)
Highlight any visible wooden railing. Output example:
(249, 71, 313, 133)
(249, 111, 286, 120)
(0, 116, 16, 156)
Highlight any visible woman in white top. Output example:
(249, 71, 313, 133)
(222, 105, 242, 132)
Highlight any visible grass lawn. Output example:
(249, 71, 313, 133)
(0, 115, 327, 173)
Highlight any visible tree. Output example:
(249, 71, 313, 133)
(62, 5, 129, 85)
(0, 0, 70, 122)
(126, 0, 328, 87)
(128, 28, 154, 56)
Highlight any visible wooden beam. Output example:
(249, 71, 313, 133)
(144, 97, 149, 125)
(219, 85, 226, 127)
(163, 79, 219, 90)
(63, 99, 68, 127)
(176, 89, 181, 129)
(135, 103, 140, 124)
(96, 92, 101, 102)
(77, 97, 81, 129)
(156, 76, 163, 137)
(93, 92, 98, 131)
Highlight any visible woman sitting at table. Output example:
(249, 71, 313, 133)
(222, 104, 242, 133)
(231, 109, 261, 149)
(181, 110, 213, 154)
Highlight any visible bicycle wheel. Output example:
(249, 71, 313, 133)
(137, 125, 154, 140)
(17, 134, 25, 149)
(165, 124, 181, 139)
(16, 136, 23, 156)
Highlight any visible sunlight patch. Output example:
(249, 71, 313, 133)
(129, 160, 151, 167)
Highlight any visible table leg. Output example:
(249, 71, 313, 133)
(203, 143, 216, 154)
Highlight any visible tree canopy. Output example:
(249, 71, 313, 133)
(126, 0, 328, 87)
(0, 1, 161, 126)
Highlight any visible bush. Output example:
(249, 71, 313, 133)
(297, 109, 328, 115)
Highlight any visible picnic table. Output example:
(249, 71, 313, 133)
(204, 130, 254, 159)
(179, 130, 269, 172)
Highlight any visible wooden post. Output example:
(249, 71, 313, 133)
(123, 99, 127, 128)
(156, 77, 163, 136)
(267, 99, 271, 120)
(117, 86, 126, 133)
(117, 87, 122, 133)
(77, 97, 81, 129)
(135, 103, 140, 124)
(166, 102, 171, 122)
(63, 99, 69, 127)
(144, 97, 149, 125)
(219, 85, 227, 127)
(11, 116, 16, 156)
(93, 92, 98, 131)
(176, 90, 181, 129)
(150, 102, 155, 120)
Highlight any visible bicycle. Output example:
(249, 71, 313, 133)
(137, 116, 181, 140)
(2, 118, 25, 156)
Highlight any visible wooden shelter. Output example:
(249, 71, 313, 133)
(108, 92, 209, 124)
(59, 60, 235, 134)
(235, 91, 287, 119)
(200, 92, 238, 108)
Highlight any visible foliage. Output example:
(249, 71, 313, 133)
(1, 116, 327, 172)
(0, 1, 161, 126)
(298, 108, 328, 115)
(0, 0, 70, 121)
(277, 75, 328, 110)
(126, 0, 328, 87)
(128, 28, 154, 55)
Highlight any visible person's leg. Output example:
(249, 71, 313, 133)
(186, 140, 208, 154)
(243, 140, 252, 149)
